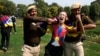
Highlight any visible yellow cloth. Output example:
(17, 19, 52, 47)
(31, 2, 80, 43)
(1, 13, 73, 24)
(47, 24, 79, 37)
(65, 26, 79, 37)
(47, 25, 52, 33)
(55, 37, 59, 41)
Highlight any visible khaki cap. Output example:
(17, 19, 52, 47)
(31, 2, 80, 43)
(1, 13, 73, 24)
(27, 5, 37, 11)
(71, 3, 81, 9)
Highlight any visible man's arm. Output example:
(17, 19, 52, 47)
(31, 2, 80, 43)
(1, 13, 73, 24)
(82, 16, 96, 30)
(24, 14, 48, 22)
(24, 14, 57, 23)
(76, 14, 85, 33)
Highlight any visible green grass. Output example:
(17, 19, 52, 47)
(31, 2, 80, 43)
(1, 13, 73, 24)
(0, 19, 100, 56)
(84, 41, 100, 56)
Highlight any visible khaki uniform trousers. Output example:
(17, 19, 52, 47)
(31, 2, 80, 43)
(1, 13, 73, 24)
(22, 44, 40, 56)
(63, 41, 84, 56)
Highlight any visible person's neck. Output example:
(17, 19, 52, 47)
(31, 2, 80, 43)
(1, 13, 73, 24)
(58, 23, 64, 27)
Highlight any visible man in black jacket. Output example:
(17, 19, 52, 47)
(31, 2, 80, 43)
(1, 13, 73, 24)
(22, 5, 56, 56)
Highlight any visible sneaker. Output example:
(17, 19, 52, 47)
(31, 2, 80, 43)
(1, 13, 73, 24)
(4, 47, 8, 52)
(2, 47, 5, 50)
(2, 47, 8, 52)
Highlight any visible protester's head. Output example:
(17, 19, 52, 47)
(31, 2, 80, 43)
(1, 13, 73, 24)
(71, 2, 81, 15)
(58, 11, 68, 24)
(27, 5, 37, 16)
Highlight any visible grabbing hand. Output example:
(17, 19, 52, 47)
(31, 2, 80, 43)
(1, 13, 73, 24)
(48, 18, 57, 24)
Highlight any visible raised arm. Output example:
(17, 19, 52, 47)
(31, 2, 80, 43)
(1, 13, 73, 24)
(24, 14, 48, 22)
(76, 14, 85, 33)
(82, 16, 96, 30)
(24, 14, 57, 24)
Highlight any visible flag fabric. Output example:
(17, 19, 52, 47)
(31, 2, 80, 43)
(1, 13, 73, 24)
(0, 15, 13, 27)
(50, 24, 67, 46)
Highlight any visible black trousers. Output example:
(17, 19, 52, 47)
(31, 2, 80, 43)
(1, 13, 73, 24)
(44, 43, 63, 56)
(1, 28, 11, 49)
(12, 23, 16, 32)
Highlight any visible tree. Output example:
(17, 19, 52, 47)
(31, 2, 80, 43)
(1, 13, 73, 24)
(57, 7, 63, 15)
(33, 0, 49, 17)
(0, 5, 4, 14)
(49, 3, 60, 7)
(0, 0, 16, 15)
(16, 4, 27, 17)
(95, 0, 100, 18)
(81, 5, 90, 16)
(49, 3, 60, 16)
(96, 0, 100, 2)
(90, 1, 100, 21)
(37, 8, 42, 16)
(48, 6, 59, 17)
(64, 6, 71, 15)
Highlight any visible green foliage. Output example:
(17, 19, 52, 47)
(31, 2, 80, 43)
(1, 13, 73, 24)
(16, 4, 27, 17)
(49, 3, 60, 7)
(42, 7, 49, 17)
(84, 41, 100, 56)
(48, 6, 58, 17)
(64, 7, 71, 15)
(90, 1, 100, 21)
(0, 0, 100, 20)
(84, 24, 100, 44)
(0, 5, 3, 14)
(34, 0, 49, 17)
(58, 7, 63, 14)
(37, 8, 42, 16)
(81, 5, 90, 16)
(0, 0, 16, 15)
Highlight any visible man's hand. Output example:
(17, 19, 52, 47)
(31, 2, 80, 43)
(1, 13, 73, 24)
(48, 18, 57, 24)
(76, 14, 81, 21)
(76, 14, 85, 33)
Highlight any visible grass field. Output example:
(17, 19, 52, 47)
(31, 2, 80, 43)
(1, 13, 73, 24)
(0, 19, 100, 56)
